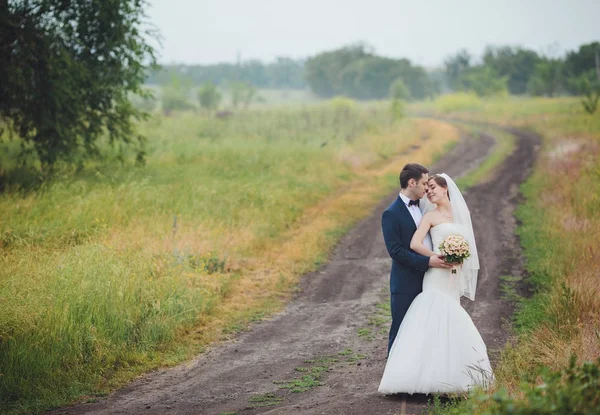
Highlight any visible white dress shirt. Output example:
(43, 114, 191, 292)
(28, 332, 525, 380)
(399, 192, 433, 251)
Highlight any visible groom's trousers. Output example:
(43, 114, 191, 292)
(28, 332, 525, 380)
(388, 292, 419, 355)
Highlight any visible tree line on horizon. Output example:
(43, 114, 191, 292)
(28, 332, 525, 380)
(147, 41, 600, 102)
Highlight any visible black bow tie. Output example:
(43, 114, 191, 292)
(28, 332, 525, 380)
(408, 199, 420, 207)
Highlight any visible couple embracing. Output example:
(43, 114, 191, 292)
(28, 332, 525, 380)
(378, 163, 494, 395)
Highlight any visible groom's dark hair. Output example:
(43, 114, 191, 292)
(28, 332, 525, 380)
(400, 163, 429, 189)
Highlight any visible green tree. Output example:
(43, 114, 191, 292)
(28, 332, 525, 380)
(457, 66, 508, 97)
(305, 43, 374, 98)
(563, 42, 600, 94)
(305, 44, 433, 100)
(444, 49, 471, 90)
(339, 56, 407, 99)
(564, 42, 600, 78)
(482, 46, 541, 94)
(229, 82, 257, 109)
(161, 75, 194, 115)
(239, 59, 268, 87)
(146, 58, 306, 89)
(197, 82, 222, 111)
(426, 68, 448, 95)
(266, 57, 306, 89)
(527, 59, 563, 97)
(0, 0, 157, 167)
(389, 78, 411, 101)
(389, 78, 409, 119)
(569, 70, 600, 114)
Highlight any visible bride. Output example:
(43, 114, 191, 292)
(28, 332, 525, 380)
(378, 173, 494, 395)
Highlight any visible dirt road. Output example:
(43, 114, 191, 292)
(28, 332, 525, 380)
(49, 123, 540, 415)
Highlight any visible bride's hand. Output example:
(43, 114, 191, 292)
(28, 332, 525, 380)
(429, 255, 453, 269)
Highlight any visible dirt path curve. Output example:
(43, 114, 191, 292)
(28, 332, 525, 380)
(49, 123, 540, 415)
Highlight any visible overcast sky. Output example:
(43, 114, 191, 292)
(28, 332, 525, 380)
(146, 0, 600, 68)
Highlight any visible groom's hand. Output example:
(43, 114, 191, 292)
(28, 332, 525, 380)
(429, 255, 453, 269)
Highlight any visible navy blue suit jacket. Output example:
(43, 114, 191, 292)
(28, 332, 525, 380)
(381, 196, 430, 295)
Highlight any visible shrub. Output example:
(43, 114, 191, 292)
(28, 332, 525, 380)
(450, 356, 600, 415)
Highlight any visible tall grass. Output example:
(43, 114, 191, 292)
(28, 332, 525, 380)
(0, 246, 222, 410)
(0, 102, 458, 412)
(412, 96, 600, 413)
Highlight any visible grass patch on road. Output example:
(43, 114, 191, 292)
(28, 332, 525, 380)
(247, 393, 283, 409)
(275, 375, 324, 393)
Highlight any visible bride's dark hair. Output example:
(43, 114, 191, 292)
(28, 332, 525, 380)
(429, 174, 450, 200)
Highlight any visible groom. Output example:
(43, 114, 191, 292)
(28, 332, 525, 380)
(381, 163, 452, 354)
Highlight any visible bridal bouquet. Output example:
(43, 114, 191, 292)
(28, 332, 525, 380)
(439, 234, 471, 274)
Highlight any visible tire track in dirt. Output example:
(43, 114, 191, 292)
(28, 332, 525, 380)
(49, 124, 539, 415)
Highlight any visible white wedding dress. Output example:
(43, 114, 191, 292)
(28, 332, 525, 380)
(378, 222, 494, 395)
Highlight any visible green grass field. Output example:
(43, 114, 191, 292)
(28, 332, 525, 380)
(4, 92, 597, 413)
